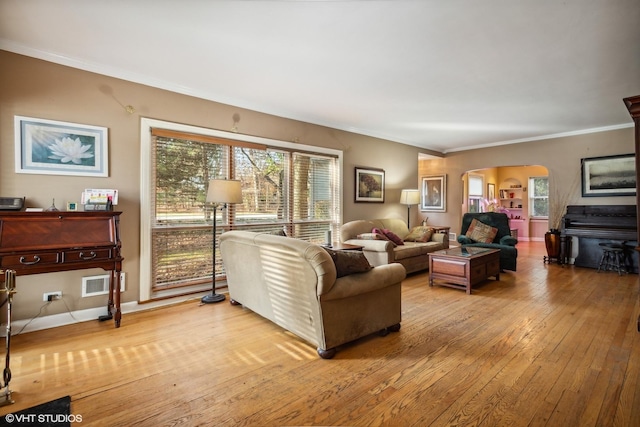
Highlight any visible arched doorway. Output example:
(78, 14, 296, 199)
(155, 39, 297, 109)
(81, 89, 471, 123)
(462, 165, 549, 242)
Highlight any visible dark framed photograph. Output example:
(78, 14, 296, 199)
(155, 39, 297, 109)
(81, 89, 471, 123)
(355, 167, 384, 203)
(421, 175, 446, 212)
(14, 115, 109, 177)
(581, 154, 636, 197)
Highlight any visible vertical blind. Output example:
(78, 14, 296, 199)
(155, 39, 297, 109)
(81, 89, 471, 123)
(149, 129, 340, 295)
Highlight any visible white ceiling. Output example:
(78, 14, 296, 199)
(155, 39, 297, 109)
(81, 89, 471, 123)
(1, 0, 639, 154)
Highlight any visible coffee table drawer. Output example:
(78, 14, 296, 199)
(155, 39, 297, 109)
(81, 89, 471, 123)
(470, 263, 486, 278)
(431, 258, 466, 277)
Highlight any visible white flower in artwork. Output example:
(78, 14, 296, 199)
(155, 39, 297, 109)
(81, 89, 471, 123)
(48, 137, 94, 164)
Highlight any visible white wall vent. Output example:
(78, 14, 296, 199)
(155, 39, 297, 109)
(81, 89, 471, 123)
(82, 273, 125, 297)
(449, 232, 457, 241)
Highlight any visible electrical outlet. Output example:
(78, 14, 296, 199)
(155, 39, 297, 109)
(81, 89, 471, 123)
(43, 291, 62, 302)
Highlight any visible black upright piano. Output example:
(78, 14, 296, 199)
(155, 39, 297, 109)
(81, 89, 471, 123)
(561, 205, 638, 273)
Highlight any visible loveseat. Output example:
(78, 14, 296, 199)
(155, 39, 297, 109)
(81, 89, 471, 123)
(340, 218, 449, 274)
(457, 212, 518, 271)
(219, 230, 406, 359)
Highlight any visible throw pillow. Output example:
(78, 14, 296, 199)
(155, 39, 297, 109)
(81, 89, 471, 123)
(371, 228, 397, 247)
(381, 229, 404, 246)
(322, 247, 373, 278)
(404, 226, 434, 242)
(466, 219, 498, 243)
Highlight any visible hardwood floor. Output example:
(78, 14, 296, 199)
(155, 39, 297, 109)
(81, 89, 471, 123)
(1, 241, 640, 426)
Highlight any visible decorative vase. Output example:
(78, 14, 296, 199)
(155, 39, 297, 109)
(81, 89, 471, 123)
(544, 229, 561, 264)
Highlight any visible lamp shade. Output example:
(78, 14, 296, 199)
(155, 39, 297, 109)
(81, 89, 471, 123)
(206, 179, 243, 204)
(400, 189, 420, 205)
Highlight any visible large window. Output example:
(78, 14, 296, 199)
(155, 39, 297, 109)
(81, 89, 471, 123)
(140, 119, 341, 301)
(529, 176, 549, 218)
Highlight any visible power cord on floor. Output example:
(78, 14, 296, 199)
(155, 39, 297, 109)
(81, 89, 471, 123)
(59, 296, 79, 322)
(13, 301, 52, 335)
(12, 295, 79, 336)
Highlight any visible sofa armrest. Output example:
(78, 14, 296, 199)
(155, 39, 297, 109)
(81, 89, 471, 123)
(500, 235, 518, 246)
(458, 235, 473, 244)
(343, 239, 394, 252)
(431, 232, 449, 248)
(320, 263, 406, 301)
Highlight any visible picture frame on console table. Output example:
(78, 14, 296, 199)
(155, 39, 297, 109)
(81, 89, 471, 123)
(421, 174, 447, 212)
(581, 154, 636, 197)
(14, 116, 109, 177)
(355, 167, 385, 203)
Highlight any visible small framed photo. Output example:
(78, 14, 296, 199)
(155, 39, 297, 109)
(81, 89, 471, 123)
(355, 167, 385, 203)
(15, 116, 109, 177)
(421, 175, 447, 212)
(67, 202, 78, 212)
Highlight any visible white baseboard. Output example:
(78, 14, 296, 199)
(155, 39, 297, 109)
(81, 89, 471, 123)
(2, 291, 215, 337)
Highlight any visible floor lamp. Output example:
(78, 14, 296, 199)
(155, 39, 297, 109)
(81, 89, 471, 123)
(400, 189, 420, 228)
(202, 179, 243, 304)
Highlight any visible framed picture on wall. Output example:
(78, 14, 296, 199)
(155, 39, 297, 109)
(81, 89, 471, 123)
(487, 183, 496, 200)
(14, 116, 109, 177)
(421, 175, 446, 212)
(355, 167, 385, 203)
(581, 154, 636, 197)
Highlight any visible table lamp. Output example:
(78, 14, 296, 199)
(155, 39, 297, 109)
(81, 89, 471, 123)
(400, 189, 420, 228)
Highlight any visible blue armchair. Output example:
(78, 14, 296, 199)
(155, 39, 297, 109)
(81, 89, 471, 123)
(457, 212, 518, 271)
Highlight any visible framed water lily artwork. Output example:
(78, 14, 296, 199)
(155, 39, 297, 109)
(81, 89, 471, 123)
(14, 116, 108, 177)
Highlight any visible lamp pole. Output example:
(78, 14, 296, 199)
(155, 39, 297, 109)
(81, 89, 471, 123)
(201, 179, 243, 304)
(202, 202, 226, 304)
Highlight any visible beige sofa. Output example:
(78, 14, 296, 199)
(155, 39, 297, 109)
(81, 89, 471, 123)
(340, 218, 449, 274)
(219, 230, 406, 359)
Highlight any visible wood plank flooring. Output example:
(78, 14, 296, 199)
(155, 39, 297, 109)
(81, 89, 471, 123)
(1, 241, 639, 426)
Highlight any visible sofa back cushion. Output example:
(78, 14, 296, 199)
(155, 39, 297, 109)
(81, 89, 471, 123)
(404, 226, 434, 242)
(340, 218, 410, 242)
(375, 218, 410, 239)
(340, 220, 378, 242)
(220, 230, 336, 348)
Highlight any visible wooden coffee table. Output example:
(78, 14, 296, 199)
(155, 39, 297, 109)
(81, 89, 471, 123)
(428, 247, 500, 294)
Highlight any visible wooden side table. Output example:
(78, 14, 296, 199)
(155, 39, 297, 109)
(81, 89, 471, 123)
(322, 242, 363, 251)
(429, 226, 450, 235)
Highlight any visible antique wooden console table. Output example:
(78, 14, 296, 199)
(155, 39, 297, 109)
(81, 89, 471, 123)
(0, 211, 123, 327)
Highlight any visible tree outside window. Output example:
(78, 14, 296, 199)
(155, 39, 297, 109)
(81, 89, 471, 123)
(529, 176, 549, 218)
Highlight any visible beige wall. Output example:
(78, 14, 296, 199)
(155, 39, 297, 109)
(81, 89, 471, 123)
(1, 50, 636, 322)
(420, 127, 635, 237)
(0, 51, 423, 320)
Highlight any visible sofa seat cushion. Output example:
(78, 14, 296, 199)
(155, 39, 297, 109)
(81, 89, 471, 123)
(393, 241, 441, 260)
(462, 242, 517, 256)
